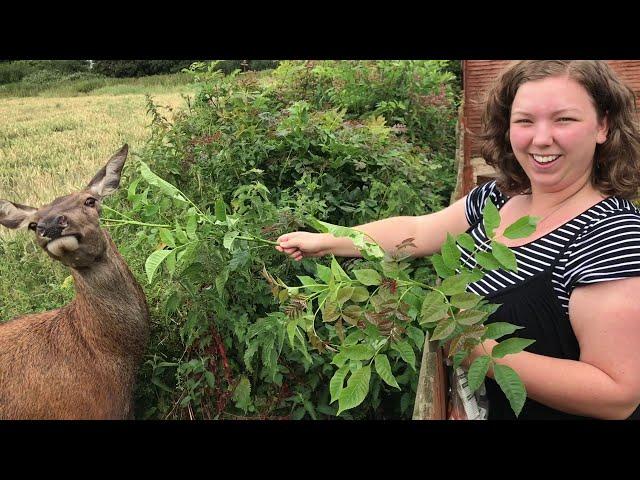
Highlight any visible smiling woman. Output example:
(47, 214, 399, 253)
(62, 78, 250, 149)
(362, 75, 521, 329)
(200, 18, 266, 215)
(276, 60, 640, 419)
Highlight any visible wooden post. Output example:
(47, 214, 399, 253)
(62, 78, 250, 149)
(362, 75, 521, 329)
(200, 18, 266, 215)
(412, 335, 447, 419)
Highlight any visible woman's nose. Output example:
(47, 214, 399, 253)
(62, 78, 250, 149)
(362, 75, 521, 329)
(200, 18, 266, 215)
(532, 123, 553, 147)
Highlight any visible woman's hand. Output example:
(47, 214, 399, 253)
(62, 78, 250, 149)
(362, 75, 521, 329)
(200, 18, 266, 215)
(275, 232, 333, 261)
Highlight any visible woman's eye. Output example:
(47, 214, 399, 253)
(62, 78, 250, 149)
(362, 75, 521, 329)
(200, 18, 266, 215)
(513, 119, 532, 124)
(557, 117, 576, 122)
(84, 198, 96, 207)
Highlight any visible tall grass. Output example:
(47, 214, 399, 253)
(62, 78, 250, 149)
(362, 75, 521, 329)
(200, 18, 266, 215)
(0, 73, 197, 98)
(0, 91, 190, 209)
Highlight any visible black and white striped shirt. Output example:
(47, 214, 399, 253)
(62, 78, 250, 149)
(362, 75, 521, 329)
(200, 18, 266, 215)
(463, 180, 640, 317)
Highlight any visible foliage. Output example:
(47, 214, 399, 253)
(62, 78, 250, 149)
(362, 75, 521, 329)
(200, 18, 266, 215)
(92, 60, 201, 78)
(0, 60, 90, 85)
(101, 61, 465, 419)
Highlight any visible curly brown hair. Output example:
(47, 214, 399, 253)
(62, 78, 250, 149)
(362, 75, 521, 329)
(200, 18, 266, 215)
(479, 60, 640, 199)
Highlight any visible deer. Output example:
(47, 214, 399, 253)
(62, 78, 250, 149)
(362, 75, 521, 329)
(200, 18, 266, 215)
(0, 145, 150, 419)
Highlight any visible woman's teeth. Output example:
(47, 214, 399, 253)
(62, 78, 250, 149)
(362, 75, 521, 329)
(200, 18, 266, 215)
(532, 154, 561, 164)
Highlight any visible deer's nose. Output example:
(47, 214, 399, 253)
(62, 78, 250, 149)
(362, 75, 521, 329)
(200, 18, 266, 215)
(38, 215, 68, 239)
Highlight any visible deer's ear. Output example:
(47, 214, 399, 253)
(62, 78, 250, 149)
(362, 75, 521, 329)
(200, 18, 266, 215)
(0, 200, 37, 229)
(87, 144, 129, 198)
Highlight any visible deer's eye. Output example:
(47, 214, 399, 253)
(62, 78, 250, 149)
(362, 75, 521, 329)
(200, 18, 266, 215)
(28, 222, 37, 231)
(84, 198, 97, 208)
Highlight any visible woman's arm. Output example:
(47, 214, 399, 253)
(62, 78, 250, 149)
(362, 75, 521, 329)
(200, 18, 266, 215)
(276, 195, 471, 260)
(466, 277, 640, 419)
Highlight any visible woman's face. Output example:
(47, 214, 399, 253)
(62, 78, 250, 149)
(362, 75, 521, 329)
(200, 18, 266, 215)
(509, 75, 608, 193)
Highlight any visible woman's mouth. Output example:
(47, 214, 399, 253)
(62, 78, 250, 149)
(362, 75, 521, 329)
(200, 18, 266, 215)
(531, 154, 561, 167)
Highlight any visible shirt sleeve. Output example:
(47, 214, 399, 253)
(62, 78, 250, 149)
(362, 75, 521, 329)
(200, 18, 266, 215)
(563, 210, 640, 291)
(464, 180, 501, 226)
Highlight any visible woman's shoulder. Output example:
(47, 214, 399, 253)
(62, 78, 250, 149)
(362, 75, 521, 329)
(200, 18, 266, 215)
(565, 197, 640, 288)
(570, 196, 640, 249)
(465, 180, 508, 225)
(579, 196, 640, 232)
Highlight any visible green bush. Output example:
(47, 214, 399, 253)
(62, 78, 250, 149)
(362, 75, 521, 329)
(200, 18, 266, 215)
(21, 69, 65, 86)
(92, 60, 199, 78)
(104, 61, 460, 419)
(0, 60, 89, 85)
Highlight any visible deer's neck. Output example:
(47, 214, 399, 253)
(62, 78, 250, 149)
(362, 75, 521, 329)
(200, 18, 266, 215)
(69, 230, 149, 358)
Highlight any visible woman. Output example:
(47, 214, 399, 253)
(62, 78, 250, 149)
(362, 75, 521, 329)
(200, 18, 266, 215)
(275, 61, 640, 420)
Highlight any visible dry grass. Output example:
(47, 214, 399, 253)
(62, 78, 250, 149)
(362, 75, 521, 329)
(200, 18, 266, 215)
(0, 91, 191, 219)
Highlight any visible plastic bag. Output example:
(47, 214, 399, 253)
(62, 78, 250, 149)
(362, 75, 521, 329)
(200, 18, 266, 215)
(446, 365, 489, 420)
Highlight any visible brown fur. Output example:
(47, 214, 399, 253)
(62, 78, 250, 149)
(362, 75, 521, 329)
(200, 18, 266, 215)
(0, 145, 150, 419)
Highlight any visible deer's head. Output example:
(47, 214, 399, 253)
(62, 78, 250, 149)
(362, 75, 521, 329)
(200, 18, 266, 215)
(0, 145, 129, 268)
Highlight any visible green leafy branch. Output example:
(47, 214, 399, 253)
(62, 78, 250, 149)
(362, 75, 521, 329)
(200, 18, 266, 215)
(266, 198, 540, 417)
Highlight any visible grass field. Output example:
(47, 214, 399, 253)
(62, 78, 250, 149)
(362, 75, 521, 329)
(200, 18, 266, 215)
(0, 80, 196, 214)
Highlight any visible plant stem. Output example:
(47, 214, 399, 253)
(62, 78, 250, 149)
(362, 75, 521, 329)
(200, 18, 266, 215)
(236, 235, 279, 246)
(103, 218, 171, 228)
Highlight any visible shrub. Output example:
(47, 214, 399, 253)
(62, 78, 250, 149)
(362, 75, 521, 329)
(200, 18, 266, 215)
(0, 61, 89, 85)
(92, 60, 199, 78)
(106, 61, 461, 420)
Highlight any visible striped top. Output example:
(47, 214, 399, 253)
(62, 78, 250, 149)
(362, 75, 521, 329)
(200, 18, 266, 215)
(463, 180, 640, 317)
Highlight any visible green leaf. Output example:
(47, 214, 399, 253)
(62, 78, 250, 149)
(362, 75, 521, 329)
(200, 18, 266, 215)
(492, 338, 535, 359)
(330, 366, 350, 404)
(431, 253, 455, 278)
(406, 325, 425, 350)
(165, 249, 177, 277)
(322, 302, 340, 323)
(127, 176, 141, 201)
(440, 273, 476, 295)
(483, 322, 523, 340)
(215, 198, 227, 223)
(353, 269, 382, 286)
(223, 230, 239, 251)
(139, 161, 187, 202)
(337, 365, 371, 415)
(442, 233, 461, 270)
(450, 292, 482, 309)
(317, 219, 386, 261)
(350, 286, 370, 303)
(343, 344, 375, 361)
(175, 221, 188, 244)
(297, 275, 324, 293)
(332, 351, 349, 368)
(452, 350, 468, 369)
(145, 248, 173, 284)
(287, 320, 298, 348)
(341, 305, 362, 326)
(336, 286, 355, 306)
(420, 291, 448, 324)
(331, 257, 351, 281)
(215, 268, 229, 296)
(475, 250, 502, 270)
(374, 354, 400, 389)
(503, 215, 539, 239)
(316, 264, 332, 284)
(430, 317, 456, 341)
(391, 340, 416, 370)
(491, 241, 518, 271)
(493, 364, 527, 417)
(483, 198, 500, 238)
(467, 355, 492, 393)
(456, 233, 476, 252)
(159, 228, 176, 248)
(455, 309, 487, 326)
(204, 371, 216, 390)
(232, 376, 252, 413)
(186, 210, 198, 240)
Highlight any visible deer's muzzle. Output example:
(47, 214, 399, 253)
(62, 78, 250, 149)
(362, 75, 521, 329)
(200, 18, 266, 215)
(37, 215, 69, 240)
